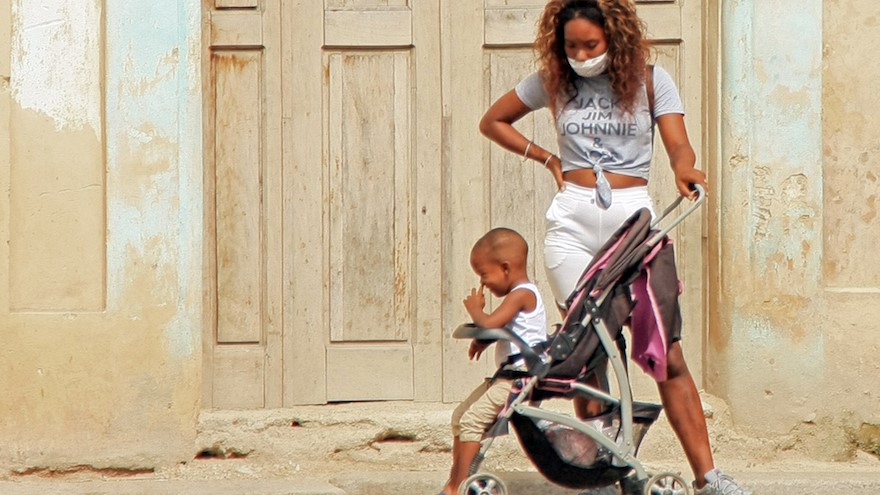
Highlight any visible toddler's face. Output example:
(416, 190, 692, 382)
(469, 250, 509, 297)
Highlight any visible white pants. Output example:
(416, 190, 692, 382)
(544, 182, 655, 307)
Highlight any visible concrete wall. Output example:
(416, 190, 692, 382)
(713, 0, 880, 459)
(0, 0, 203, 470)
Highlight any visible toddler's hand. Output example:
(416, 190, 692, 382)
(463, 285, 486, 315)
(468, 340, 489, 360)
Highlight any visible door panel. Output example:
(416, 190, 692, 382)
(326, 345, 413, 400)
(319, 3, 421, 402)
(325, 10, 412, 46)
(322, 46, 417, 401)
(326, 51, 412, 344)
(216, 0, 256, 8)
(214, 49, 263, 345)
(280, 0, 442, 404)
(204, 0, 282, 408)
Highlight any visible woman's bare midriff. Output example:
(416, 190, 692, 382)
(563, 168, 648, 189)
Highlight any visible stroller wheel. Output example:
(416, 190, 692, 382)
(642, 472, 689, 495)
(458, 473, 507, 495)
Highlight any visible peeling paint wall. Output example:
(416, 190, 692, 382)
(3, 0, 879, 471)
(715, 0, 880, 459)
(9, 0, 105, 310)
(819, 0, 880, 455)
(0, 0, 203, 469)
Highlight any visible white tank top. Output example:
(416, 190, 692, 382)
(494, 283, 548, 368)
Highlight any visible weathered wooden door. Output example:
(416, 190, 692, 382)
(282, 0, 443, 404)
(204, 0, 704, 407)
(203, 0, 283, 408)
(204, 0, 443, 407)
(441, 0, 706, 401)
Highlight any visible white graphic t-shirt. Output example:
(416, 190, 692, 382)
(514, 65, 685, 180)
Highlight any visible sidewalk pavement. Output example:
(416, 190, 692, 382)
(3, 470, 880, 495)
(2, 399, 878, 494)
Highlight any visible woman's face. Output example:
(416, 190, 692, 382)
(563, 17, 608, 62)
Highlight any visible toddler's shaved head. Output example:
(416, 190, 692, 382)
(472, 227, 528, 266)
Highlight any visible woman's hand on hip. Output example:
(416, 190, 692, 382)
(545, 155, 565, 191)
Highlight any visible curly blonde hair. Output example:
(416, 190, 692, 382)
(535, 0, 650, 115)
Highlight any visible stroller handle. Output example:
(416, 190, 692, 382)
(648, 183, 706, 246)
(453, 323, 551, 378)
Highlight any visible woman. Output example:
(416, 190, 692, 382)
(479, 1, 751, 494)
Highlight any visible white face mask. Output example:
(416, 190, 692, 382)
(567, 51, 608, 78)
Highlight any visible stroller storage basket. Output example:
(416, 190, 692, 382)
(510, 402, 661, 489)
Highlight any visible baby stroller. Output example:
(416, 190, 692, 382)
(453, 185, 706, 495)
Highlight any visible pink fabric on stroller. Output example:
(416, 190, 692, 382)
(553, 208, 684, 383)
(629, 237, 682, 382)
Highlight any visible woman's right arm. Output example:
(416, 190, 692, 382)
(479, 90, 564, 189)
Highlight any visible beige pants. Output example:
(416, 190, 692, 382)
(451, 378, 513, 442)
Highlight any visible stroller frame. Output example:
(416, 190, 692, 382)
(453, 186, 705, 495)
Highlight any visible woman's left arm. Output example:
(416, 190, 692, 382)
(655, 113, 707, 198)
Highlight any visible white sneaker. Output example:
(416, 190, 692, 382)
(693, 468, 753, 495)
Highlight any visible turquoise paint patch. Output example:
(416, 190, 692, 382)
(721, 0, 823, 282)
(750, 1, 822, 167)
(173, 0, 204, 359)
(104, 0, 202, 359)
(106, 1, 182, 139)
